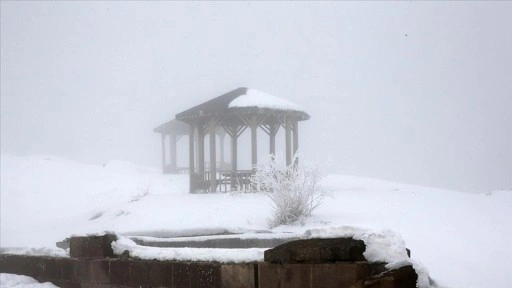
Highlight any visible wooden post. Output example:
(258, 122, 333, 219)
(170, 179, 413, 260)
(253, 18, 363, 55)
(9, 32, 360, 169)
(285, 118, 292, 166)
(219, 131, 225, 170)
(170, 133, 177, 172)
(293, 120, 299, 165)
(231, 126, 238, 190)
(251, 124, 257, 169)
(198, 122, 205, 175)
(209, 121, 217, 193)
(269, 124, 278, 156)
(161, 134, 166, 172)
(195, 129, 199, 170)
(188, 124, 195, 192)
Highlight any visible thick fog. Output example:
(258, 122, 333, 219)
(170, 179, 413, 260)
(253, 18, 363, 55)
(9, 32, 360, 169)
(1, 2, 511, 193)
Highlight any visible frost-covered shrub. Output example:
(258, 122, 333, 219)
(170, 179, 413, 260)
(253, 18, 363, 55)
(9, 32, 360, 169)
(251, 155, 323, 228)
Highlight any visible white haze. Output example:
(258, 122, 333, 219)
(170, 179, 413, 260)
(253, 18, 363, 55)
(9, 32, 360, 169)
(1, 1, 511, 193)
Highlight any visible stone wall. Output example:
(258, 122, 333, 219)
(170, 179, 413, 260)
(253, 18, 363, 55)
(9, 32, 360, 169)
(0, 234, 418, 288)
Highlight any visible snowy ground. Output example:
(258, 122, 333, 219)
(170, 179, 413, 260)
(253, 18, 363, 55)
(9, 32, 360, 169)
(0, 273, 58, 288)
(1, 154, 511, 288)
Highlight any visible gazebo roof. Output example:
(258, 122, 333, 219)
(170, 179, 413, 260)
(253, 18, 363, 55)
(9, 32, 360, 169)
(153, 119, 188, 135)
(175, 87, 310, 122)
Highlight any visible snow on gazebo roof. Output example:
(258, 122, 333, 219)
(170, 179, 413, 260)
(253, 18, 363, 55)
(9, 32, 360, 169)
(175, 87, 309, 122)
(228, 89, 304, 112)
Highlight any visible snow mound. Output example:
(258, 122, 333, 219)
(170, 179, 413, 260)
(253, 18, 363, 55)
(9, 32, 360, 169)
(112, 236, 265, 263)
(228, 89, 304, 112)
(0, 247, 68, 258)
(0, 273, 59, 288)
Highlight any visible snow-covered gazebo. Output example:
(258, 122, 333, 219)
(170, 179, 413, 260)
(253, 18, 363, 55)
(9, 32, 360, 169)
(154, 87, 310, 193)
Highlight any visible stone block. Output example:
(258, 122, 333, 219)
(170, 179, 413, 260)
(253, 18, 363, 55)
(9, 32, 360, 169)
(69, 234, 117, 258)
(172, 262, 191, 287)
(258, 263, 312, 288)
(73, 259, 91, 282)
(190, 262, 221, 288)
(363, 265, 418, 288)
(311, 262, 371, 288)
(89, 259, 110, 283)
(109, 259, 130, 285)
(40, 257, 62, 280)
(55, 257, 76, 281)
(149, 261, 173, 287)
(47, 280, 81, 288)
(220, 264, 256, 288)
(264, 238, 366, 264)
(24, 256, 48, 278)
(129, 260, 151, 286)
(0, 254, 25, 274)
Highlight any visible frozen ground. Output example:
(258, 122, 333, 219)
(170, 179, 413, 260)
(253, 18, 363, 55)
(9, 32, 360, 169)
(1, 154, 511, 287)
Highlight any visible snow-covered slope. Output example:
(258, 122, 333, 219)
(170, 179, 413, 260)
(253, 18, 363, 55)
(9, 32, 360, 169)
(1, 154, 511, 287)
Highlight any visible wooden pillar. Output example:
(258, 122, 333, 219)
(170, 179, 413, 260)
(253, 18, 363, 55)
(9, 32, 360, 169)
(170, 133, 177, 172)
(231, 127, 238, 190)
(209, 121, 217, 193)
(198, 122, 205, 175)
(195, 129, 199, 169)
(188, 124, 195, 192)
(285, 118, 292, 166)
(269, 124, 278, 156)
(161, 134, 166, 172)
(219, 132, 225, 169)
(251, 125, 257, 169)
(293, 120, 299, 165)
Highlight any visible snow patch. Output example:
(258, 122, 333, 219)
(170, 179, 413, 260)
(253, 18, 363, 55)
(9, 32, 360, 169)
(228, 89, 304, 112)
(0, 273, 60, 288)
(0, 247, 68, 258)
(111, 236, 265, 263)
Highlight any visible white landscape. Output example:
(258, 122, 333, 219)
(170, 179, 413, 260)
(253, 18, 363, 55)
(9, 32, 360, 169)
(1, 154, 511, 288)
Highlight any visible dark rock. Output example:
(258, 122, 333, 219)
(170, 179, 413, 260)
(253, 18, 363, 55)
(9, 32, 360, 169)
(69, 234, 117, 258)
(264, 237, 366, 264)
(363, 265, 418, 288)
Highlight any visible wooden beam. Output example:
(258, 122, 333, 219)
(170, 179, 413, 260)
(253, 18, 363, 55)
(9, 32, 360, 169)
(170, 133, 177, 172)
(268, 123, 279, 156)
(197, 122, 205, 175)
(161, 134, 166, 172)
(285, 118, 292, 166)
(188, 123, 195, 192)
(228, 125, 239, 191)
(209, 121, 217, 193)
(219, 132, 225, 169)
(293, 120, 299, 165)
(251, 125, 257, 169)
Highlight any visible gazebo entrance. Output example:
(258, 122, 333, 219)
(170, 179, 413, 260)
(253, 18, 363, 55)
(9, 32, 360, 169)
(154, 87, 310, 193)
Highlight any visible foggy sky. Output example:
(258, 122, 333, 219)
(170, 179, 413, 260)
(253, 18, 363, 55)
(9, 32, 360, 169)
(1, 1, 511, 193)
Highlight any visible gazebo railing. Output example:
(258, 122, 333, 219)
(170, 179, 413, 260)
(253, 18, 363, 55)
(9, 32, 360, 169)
(191, 170, 255, 193)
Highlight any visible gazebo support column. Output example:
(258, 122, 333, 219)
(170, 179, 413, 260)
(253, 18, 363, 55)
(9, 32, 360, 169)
(169, 133, 177, 172)
(208, 119, 219, 193)
(219, 132, 225, 169)
(293, 120, 299, 165)
(231, 132, 238, 190)
(251, 125, 257, 169)
(197, 122, 206, 191)
(262, 123, 279, 157)
(241, 115, 265, 169)
(188, 124, 195, 192)
(285, 118, 292, 166)
(161, 134, 166, 172)
(224, 125, 247, 192)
